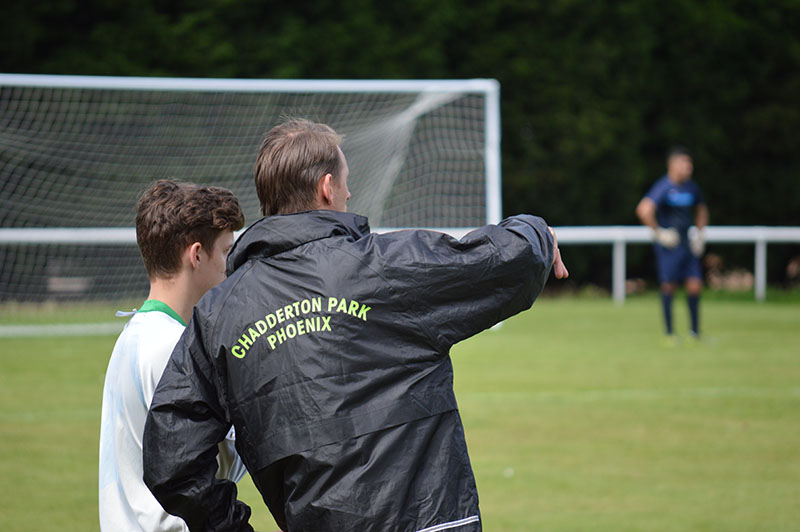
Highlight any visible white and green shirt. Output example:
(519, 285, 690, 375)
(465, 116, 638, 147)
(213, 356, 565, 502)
(99, 300, 246, 532)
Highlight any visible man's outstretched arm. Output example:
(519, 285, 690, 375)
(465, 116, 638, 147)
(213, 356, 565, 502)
(376, 214, 567, 349)
(548, 226, 569, 280)
(143, 316, 254, 532)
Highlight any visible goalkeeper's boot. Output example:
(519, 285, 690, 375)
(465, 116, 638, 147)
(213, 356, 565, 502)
(686, 332, 702, 346)
(661, 334, 680, 348)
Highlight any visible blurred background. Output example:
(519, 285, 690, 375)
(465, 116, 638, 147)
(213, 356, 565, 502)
(1, 0, 799, 288)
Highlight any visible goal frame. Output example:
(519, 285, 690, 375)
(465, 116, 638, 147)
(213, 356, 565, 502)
(0, 74, 502, 242)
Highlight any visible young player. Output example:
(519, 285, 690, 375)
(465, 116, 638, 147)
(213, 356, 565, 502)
(143, 119, 568, 531)
(636, 146, 709, 342)
(99, 179, 247, 531)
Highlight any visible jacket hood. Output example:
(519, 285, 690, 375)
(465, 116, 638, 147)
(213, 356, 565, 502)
(226, 210, 371, 274)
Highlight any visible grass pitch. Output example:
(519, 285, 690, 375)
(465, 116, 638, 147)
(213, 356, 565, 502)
(0, 294, 798, 531)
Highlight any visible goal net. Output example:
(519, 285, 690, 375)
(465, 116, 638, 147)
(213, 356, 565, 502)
(0, 74, 501, 302)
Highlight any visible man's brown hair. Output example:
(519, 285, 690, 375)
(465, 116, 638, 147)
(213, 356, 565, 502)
(254, 118, 343, 216)
(136, 179, 245, 279)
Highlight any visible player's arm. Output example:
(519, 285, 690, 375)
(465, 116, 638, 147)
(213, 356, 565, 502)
(143, 316, 254, 532)
(695, 203, 709, 230)
(635, 197, 658, 229)
(636, 196, 679, 248)
(140, 332, 248, 486)
(216, 429, 249, 483)
(688, 203, 710, 257)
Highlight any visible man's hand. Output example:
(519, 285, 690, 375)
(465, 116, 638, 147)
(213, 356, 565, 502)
(654, 227, 680, 249)
(688, 226, 706, 257)
(548, 227, 569, 279)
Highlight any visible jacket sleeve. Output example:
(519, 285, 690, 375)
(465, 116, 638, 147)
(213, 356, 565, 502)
(143, 314, 254, 532)
(377, 214, 554, 350)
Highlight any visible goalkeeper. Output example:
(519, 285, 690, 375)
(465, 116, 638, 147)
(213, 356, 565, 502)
(143, 118, 568, 532)
(99, 180, 247, 531)
(636, 145, 709, 341)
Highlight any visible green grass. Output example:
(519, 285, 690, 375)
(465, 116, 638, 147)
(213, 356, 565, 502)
(1, 295, 798, 531)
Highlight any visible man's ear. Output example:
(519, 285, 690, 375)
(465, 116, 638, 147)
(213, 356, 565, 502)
(318, 173, 334, 206)
(186, 242, 203, 270)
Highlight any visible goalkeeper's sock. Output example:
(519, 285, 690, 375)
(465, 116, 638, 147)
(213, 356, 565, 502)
(660, 292, 674, 335)
(688, 295, 700, 336)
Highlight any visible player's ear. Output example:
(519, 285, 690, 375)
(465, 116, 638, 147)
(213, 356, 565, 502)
(186, 242, 203, 270)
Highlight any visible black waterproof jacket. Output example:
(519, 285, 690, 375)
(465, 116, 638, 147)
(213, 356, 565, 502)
(143, 210, 554, 532)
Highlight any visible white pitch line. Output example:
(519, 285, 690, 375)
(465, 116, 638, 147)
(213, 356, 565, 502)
(461, 386, 800, 403)
(0, 322, 124, 338)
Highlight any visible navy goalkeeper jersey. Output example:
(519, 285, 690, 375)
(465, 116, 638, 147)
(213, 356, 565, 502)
(645, 175, 705, 236)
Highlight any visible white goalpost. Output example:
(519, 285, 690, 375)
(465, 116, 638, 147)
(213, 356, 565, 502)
(0, 74, 501, 301)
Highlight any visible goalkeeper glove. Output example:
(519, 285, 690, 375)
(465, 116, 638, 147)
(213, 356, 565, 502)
(688, 226, 706, 257)
(654, 227, 680, 249)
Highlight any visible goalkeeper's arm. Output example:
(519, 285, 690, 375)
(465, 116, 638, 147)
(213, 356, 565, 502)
(695, 203, 709, 230)
(689, 203, 710, 257)
(635, 197, 679, 248)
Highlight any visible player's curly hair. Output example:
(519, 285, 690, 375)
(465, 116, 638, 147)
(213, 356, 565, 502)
(136, 179, 245, 279)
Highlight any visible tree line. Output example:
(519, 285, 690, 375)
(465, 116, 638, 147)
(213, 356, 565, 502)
(2, 0, 798, 285)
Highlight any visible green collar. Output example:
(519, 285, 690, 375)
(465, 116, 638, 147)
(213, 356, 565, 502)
(138, 299, 187, 327)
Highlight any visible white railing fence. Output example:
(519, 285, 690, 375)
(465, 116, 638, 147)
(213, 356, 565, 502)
(554, 226, 800, 303)
(1, 226, 799, 303)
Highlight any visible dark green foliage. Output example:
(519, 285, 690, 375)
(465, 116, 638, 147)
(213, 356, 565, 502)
(2, 0, 799, 284)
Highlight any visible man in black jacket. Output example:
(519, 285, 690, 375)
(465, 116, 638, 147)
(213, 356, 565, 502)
(143, 118, 568, 532)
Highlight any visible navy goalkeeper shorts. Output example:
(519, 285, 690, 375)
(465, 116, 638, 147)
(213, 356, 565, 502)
(654, 243, 702, 284)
